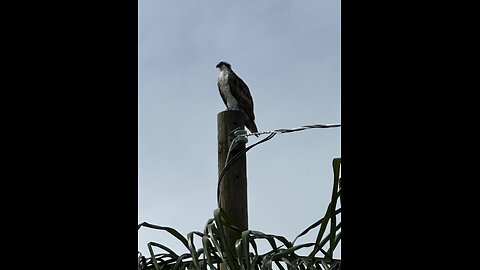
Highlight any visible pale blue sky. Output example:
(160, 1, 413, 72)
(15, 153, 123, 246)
(138, 0, 341, 259)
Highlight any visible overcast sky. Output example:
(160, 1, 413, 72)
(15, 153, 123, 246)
(138, 0, 341, 259)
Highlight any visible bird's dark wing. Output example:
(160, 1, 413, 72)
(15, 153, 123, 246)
(228, 71, 255, 122)
(217, 82, 228, 109)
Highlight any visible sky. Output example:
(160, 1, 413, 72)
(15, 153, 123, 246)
(138, 0, 341, 260)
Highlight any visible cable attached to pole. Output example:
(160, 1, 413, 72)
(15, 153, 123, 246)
(217, 122, 341, 207)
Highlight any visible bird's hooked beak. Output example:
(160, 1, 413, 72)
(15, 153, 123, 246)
(216, 61, 231, 69)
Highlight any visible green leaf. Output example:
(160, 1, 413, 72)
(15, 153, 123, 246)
(147, 242, 161, 270)
(241, 231, 251, 270)
(187, 231, 204, 270)
(272, 243, 316, 261)
(138, 222, 189, 250)
(281, 257, 299, 270)
(139, 158, 342, 270)
(147, 241, 179, 262)
(172, 253, 192, 270)
(293, 208, 341, 245)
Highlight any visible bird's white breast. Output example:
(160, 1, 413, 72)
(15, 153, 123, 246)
(218, 70, 239, 110)
(218, 70, 229, 86)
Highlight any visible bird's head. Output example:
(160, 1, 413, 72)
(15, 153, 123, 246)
(216, 61, 231, 70)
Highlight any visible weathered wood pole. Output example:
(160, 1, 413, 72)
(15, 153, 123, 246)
(217, 110, 248, 260)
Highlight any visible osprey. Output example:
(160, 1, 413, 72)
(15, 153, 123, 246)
(216, 61, 259, 136)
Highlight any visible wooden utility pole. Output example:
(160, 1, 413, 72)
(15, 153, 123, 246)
(217, 110, 248, 261)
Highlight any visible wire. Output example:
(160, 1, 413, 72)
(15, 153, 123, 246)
(223, 129, 246, 170)
(217, 132, 276, 206)
(217, 123, 341, 206)
(246, 123, 342, 137)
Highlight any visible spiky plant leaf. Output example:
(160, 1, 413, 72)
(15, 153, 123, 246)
(139, 222, 189, 249)
(138, 158, 341, 270)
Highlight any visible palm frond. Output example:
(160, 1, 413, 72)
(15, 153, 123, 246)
(139, 158, 341, 270)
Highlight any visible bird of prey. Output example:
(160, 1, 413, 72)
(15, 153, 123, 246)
(216, 61, 258, 135)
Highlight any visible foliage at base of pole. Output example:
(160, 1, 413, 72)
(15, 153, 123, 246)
(138, 158, 341, 270)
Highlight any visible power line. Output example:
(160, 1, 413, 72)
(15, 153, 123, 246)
(217, 123, 341, 206)
(247, 123, 342, 137)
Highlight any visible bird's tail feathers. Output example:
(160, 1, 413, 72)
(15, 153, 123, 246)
(246, 120, 259, 137)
